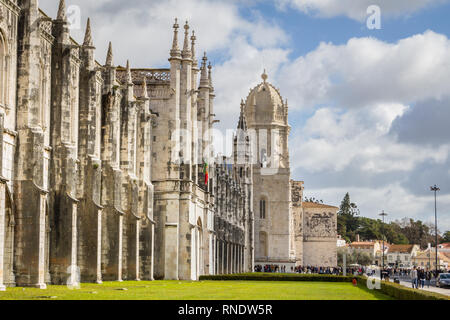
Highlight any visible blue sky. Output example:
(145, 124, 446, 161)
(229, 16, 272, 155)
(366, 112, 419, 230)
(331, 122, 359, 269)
(40, 0, 450, 232)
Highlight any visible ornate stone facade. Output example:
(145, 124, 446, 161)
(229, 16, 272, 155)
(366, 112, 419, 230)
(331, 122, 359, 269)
(243, 72, 338, 269)
(0, 0, 253, 289)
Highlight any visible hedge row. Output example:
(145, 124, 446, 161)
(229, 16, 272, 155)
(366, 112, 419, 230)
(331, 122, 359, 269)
(199, 273, 449, 300)
(356, 276, 449, 301)
(199, 273, 355, 282)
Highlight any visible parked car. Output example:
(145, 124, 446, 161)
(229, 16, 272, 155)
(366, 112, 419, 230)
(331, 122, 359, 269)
(436, 273, 450, 288)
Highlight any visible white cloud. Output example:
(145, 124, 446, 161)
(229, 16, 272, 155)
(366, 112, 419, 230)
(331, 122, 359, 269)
(290, 104, 450, 174)
(277, 31, 450, 111)
(40, 0, 288, 67)
(276, 0, 449, 21)
(280, 31, 450, 184)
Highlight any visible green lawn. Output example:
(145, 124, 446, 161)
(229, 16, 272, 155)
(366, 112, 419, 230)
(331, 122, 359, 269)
(0, 280, 392, 300)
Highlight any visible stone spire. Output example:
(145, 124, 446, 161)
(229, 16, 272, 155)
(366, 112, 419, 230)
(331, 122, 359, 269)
(57, 0, 67, 21)
(83, 18, 93, 47)
(105, 42, 113, 66)
(191, 30, 197, 66)
(126, 60, 133, 84)
(142, 77, 149, 99)
(170, 18, 181, 59)
(200, 52, 209, 87)
(237, 99, 247, 131)
(208, 62, 214, 91)
(182, 21, 192, 59)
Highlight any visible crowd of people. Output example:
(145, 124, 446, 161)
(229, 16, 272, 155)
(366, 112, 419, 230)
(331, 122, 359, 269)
(254, 265, 367, 276)
(377, 267, 442, 289)
(409, 267, 434, 289)
(254, 265, 289, 273)
(254, 263, 446, 288)
(294, 266, 342, 275)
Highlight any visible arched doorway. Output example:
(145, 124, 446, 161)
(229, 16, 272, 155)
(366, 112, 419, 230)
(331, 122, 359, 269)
(196, 217, 203, 279)
(0, 30, 7, 106)
(259, 231, 267, 258)
(3, 185, 15, 286)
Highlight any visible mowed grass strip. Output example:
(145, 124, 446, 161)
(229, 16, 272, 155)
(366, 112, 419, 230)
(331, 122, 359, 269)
(0, 280, 392, 300)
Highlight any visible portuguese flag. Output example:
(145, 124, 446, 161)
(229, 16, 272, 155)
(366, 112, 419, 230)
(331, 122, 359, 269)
(203, 160, 209, 185)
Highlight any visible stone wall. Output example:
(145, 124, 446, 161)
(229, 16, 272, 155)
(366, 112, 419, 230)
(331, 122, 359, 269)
(302, 204, 338, 267)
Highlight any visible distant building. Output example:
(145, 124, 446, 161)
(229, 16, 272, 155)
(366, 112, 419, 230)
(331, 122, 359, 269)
(387, 244, 420, 268)
(349, 240, 390, 266)
(414, 249, 450, 270)
(337, 236, 347, 248)
(438, 243, 450, 252)
(349, 241, 380, 258)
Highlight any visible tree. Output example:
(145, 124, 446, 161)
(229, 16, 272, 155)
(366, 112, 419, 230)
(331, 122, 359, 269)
(337, 193, 360, 242)
(337, 248, 373, 267)
(441, 231, 450, 244)
(397, 219, 435, 248)
(354, 250, 373, 266)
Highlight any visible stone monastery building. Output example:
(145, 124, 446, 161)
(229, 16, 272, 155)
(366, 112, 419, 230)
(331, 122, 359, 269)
(0, 0, 336, 290)
(243, 72, 338, 270)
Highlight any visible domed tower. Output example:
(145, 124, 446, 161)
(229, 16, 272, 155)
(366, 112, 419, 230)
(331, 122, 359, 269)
(243, 70, 295, 269)
(244, 70, 290, 170)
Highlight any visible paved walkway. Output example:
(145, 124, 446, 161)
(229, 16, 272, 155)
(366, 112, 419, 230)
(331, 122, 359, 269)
(390, 279, 450, 296)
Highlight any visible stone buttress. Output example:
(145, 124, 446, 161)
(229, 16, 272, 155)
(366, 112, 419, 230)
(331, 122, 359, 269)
(48, 2, 81, 285)
(100, 42, 125, 281)
(14, 0, 51, 289)
(77, 18, 104, 283)
(0, 0, 19, 290)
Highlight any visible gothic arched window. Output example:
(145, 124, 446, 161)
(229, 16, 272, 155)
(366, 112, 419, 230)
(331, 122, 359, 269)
(0, 31, 7, 106)
(39, 63, 47, 129)
(260, 198, 266, 219)
(259, 231, 267, 257)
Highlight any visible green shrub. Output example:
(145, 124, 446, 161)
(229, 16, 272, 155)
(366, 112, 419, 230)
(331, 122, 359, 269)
(356, 276, 449, 301)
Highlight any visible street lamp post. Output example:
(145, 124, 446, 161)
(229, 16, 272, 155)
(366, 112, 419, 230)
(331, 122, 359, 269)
(430, 185, 440, 277)
(379, 211, 388, 280)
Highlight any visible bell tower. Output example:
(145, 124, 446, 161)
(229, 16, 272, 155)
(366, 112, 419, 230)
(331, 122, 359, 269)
(243, 71, 294, 269)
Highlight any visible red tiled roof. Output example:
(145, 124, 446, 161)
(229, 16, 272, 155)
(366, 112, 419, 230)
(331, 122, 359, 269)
(388, 244, 416, 254)
(302, 202, 339, 209)
(350, 242, 376, 248)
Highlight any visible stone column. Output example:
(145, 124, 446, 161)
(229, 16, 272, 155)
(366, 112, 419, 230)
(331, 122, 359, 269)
(234, 244, 237, 274)
(221, 241, 225, 275)
(236, 245, 239, 273)
(229, 243, 232, 274)
(0, 182, 5, 291)
(237, 245, 241, 274)
(150, 223, 155, 280)
(232, 244, 235, 274)
(225, 241, 228, 274)
(237, 245, 240, 273)
(241, 246, 244, 273)
(37, 193, 48, 289)
(96, 209, 103, 284)
(230, 244, 233, 274)
(214, 237, 219, 275)
(236, 244, 239, 273)
(242, 246, 244, 273)
(118, 215, 123, 282)
(135, 220, 141, 280)
(225, 242, 228, 274)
